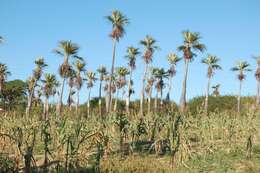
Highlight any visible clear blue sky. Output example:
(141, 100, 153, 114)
(1, 0, 260, 104)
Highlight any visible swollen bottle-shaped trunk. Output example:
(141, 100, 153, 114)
(107, 39, 117, 113)
(180, 60, 189, 113)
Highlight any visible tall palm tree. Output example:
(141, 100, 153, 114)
(253, 56, 260, 105)
(212, 84, 220, 97)
(125, 46, 140, 113)
(42, 74, 59, 120)
(86, 71, 97, 117)
(153, 68, 169, 111)
(113, 67, 129, 111)
(231, 61, 251, 114)
(0, 63, 10, 95)
(139, 35, 159, 115)
(201, 54, 221, 113)
(178, 31, 206, 113)
(26, 58, 47, 116)
(106, 10, 129, 113)
(97, 66, 107, 117)
(54, 41, 79, 117)
(74, 60, 86, 113)
(167, 53, 181, 100)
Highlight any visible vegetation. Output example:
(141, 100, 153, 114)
(0, 10, 260, 173)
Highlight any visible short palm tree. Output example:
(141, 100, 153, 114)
(114, 67, 129, 111)
(42, 74, 59, 120)
(26, 57, 47, 116)
(74, 60, 86, 113)
(145, 74, 155, 114)
(140, 35, 159, 115)
(178, 31, 206, 113)
(201, 54, 221, 113)
(125, 46, 140, 113)
(231, 61, 251, 114)
(106, 10, 129, 113)
(54, 40, 79, 117)
(254, 56, 260, 105)
(0, 63, 10, 94)
(212, 84, 220, 97)
(97, 66, 107, 117)
(86, 71, 97, 117)
(167, 53, 181, 100)
(153, 68, 169, 111)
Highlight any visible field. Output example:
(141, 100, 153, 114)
(0, 104, 259, 173)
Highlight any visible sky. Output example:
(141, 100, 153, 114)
(1, 0, 260, 104)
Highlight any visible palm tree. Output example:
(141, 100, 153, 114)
(153, 68, 169, 111)
(212, 84, 220, 97)
(0, 63, 10, 95)
(106, 10, 129, 113)
(167, 53, 181, 100)
(86, 71, 97, 117)
(26, 58, 47, 116)
(178, 31, 206, 113)
(201, 54, 221, 113)
(253, 56, 260, 105)
(139, 35, 159, 115)
(125, 46, 140, 113)
(54, 41, 79, 117)
(74, 60, 86, 113)
(231, 61, 251, 114)
(42, 74, 59, 120)
(97, 66, 107, 117)
(113, 67, 129, 111)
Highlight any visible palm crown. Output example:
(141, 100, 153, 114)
(42, 74, 59, 98)
(167, 53, 181, 77)
(178, 31, 206, 61)
(140, 35, 159, 64)
(201, 54, 222, 77)
(253, 56, 260, 80)
(231, 61, 251, 81)
(86, 71, 97, 88)
(106, 10, 129, 41)
(125, 46, 140, 70)
(54, 41, 79, 61)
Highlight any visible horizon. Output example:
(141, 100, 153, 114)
(1, 0, 260, 104)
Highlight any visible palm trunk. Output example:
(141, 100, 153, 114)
(154, 91, 158, 112)
(26, 80, 37, 116)
(126, 69, 132, 113)
(148, 88, 152, 114)
(237, 80, 242, 114)
(168, 76, 172, 101)
(204, 77, 211, 114)
(180, 59, 189, 113)
(160, 88, 163, 108)
(114, 89, 119, 112)
(256, 80, 260, 106)
(140, 64, 148, 115)
(68, 86, 73, 111)
(87, 88, 92, 117)
(43, 97, 49, 121)
(107, 39, 117, 113)
(76, 89, 80, 114)
(57, 77, 65, 117)
(99, 80, 103, 118)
